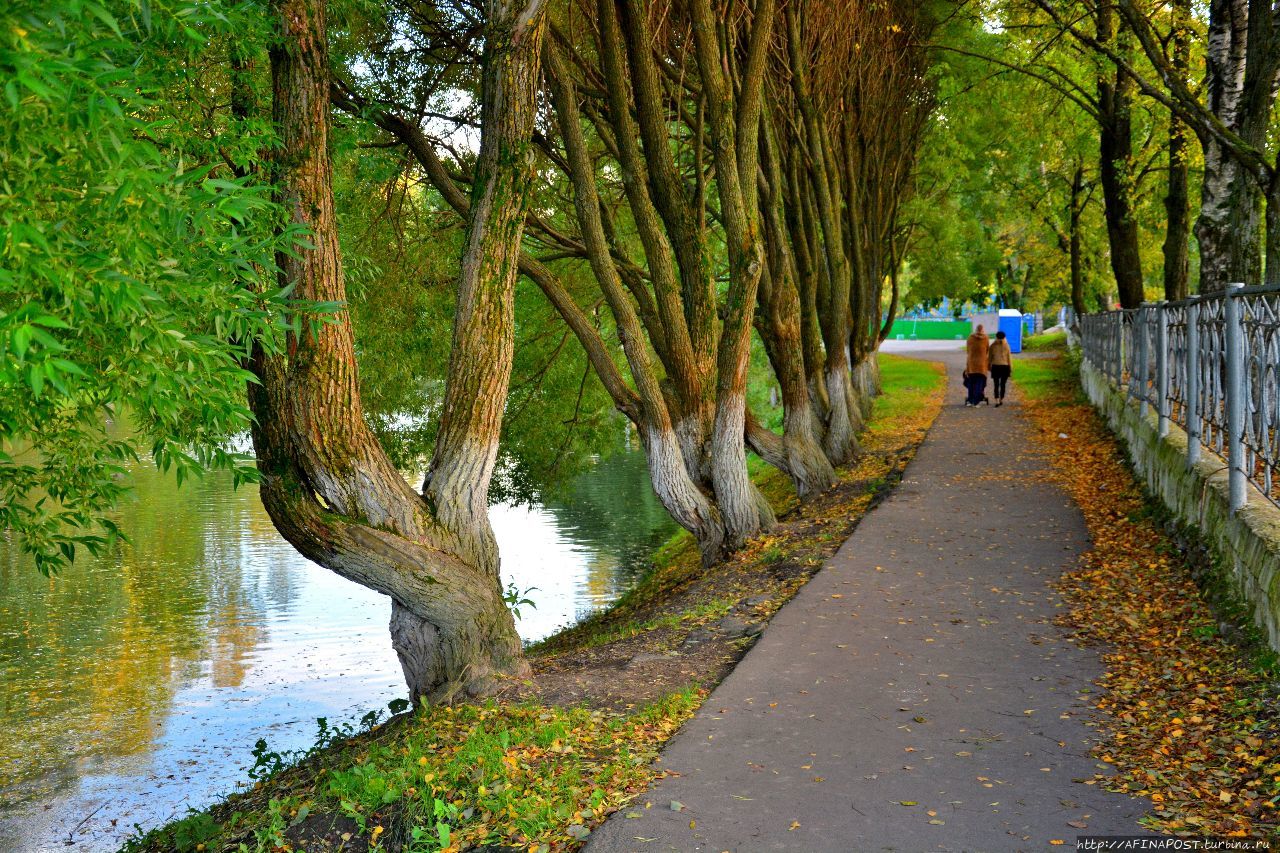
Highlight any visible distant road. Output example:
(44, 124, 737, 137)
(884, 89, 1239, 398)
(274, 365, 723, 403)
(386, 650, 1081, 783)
(879, 338, 966, 353)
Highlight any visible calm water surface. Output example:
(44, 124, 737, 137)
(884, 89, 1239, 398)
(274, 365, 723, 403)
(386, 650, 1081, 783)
(0, 449, 674, 852)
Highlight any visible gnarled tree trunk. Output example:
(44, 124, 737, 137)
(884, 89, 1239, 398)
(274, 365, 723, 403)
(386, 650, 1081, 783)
(751, 111, 837, 498)
(251, 0, 545, 704)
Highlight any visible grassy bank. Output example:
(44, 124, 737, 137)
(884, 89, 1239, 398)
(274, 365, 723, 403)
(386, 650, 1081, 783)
(128, 353, 946, 853)
(1021, 328, 1067, 352)
(1015, 341, 1280, 839)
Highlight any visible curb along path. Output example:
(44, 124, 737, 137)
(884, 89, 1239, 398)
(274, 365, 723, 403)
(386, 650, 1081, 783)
(587, 349, 1151, 852)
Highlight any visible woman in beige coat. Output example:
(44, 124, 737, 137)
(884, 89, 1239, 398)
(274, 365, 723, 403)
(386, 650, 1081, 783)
(963, 325, 990, 406)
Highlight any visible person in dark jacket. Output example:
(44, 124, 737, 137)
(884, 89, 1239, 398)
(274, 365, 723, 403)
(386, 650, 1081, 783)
(988, 331, 1012, 406)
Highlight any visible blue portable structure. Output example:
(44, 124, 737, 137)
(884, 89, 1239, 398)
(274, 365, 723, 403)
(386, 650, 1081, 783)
(998, 308, 1024, 353)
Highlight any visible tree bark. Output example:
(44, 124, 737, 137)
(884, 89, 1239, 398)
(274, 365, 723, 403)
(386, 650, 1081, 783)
(1096, 4, 1145, 308)
(544, 43, 729, 562)
(1070, 165, 1087, 316)
(1194, 0, 1275, 290)
(878, 248, 900, 344)
(1162, 0, 1192, 301)
(752, 110, 837, 498)
(786, 6, 859, 465)
(252, 0, 543, 705)
(688, 0, 777, 547)
(784, 145, 831, 420)
(617, 0, 718, 378)
(1163, 110, 1192, 300)
(1268, 168, 1280, 285)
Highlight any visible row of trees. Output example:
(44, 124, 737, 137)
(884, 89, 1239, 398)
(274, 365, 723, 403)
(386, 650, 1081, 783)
(12, 0, 1272, 703)
(1031, 0, 1280, 296)
(289, 0, 938, 700)
(904, 0, 1278, 317)
(3, 0, 937, 701)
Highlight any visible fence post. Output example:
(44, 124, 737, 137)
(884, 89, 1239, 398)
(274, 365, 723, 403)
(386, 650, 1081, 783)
(1224, 283, 1246, 511)
(1137, 305, 1150, 415)
(1156, 302, 1169, 437)
(1186, 300, 1201, 467)
(1112, 312, 1122, 385)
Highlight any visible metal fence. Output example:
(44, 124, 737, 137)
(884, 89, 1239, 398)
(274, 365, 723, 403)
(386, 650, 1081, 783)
(1077, 283, 1280, 512)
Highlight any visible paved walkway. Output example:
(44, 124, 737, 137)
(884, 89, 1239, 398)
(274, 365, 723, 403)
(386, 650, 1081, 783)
(588, 349, 1151, 852)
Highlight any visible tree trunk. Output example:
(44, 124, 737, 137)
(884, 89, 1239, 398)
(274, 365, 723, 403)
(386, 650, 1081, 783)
(1198, 149, 1264, 289)
(1163, 111, 1192, 299)
(752, 268, 837, 498)
(1070, 165, 1087, 316)
(851, 356, 879, 409)
(643, 424, 728, 562)
(753, 113, 837, 498)
(252, 0, 543, 705)
(784, 147, 831, 420)
(544, 43, 729, 563)
(1097, 5, 1145, 308)
(617, 0, 718, 376)
(878, 249, 900, 344)
(1162, 0, 1191, 301)
(688, 0, 777, 546)
(1017, 264, 1034, 309)
(1194, 0, 1272, 291)
(786, 6, 859, 465)
(821, 358, 861, 464)
(1268, 169, 1280, 285)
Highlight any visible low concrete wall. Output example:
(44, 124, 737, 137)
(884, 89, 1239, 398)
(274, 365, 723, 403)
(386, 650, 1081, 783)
(1079, 360, 1280, 652)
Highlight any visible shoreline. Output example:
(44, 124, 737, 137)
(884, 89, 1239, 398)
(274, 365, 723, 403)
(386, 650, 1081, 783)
(124, 352, 948, 853)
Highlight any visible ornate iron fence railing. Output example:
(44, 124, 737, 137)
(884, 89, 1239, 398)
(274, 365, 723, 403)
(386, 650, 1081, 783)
(1076, 283, 1280, 511)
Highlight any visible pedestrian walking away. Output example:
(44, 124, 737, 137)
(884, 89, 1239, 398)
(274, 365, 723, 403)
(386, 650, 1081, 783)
(963, 324, 990, 406)
(989, 330, 1012, 406)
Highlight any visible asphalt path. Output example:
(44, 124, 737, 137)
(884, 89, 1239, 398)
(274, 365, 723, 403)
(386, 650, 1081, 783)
(586, 347, 1151, 852)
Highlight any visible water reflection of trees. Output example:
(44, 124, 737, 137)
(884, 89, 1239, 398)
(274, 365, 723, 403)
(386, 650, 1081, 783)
(543, 450, 678, 599)
(0, 440, 675, 808)
(0, 464, 282, 799)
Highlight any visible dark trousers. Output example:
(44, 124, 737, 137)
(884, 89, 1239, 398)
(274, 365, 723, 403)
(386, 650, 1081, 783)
(991, 365, 1011, 399)
(964, 372, 987, 405)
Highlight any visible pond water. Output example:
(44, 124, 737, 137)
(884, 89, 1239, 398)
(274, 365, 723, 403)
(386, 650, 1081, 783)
(0, 448, 675, 852)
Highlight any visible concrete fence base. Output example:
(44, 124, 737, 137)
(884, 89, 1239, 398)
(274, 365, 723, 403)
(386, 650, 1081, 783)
(1079, 360, 1280, 652)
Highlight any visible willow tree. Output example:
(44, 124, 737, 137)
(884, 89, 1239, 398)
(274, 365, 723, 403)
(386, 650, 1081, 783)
(762, 0, 934, 444)
(497, 0, 784, 556)
(328, 0, 937, 562)
(329, 2, 763, 560)
(832, 0, 934, 372)
(1, 0, 288, 574)
(538, 0, 932, 514)
(250, 0, 547, 702)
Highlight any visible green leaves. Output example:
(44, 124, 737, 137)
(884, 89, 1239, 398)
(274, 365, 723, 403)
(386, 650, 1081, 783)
(0, 0, 292, 573)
